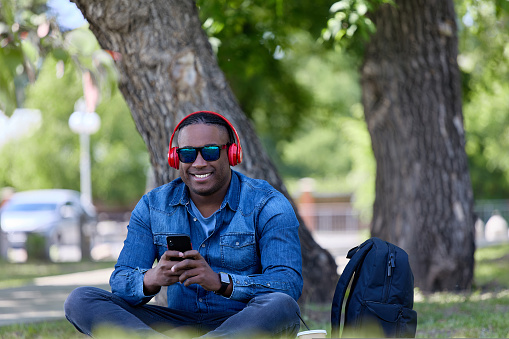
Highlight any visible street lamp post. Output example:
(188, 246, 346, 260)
(68, 101, 101, 206)
(68, 98, 100, 261)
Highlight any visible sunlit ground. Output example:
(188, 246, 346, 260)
(414, 243, 509, 338)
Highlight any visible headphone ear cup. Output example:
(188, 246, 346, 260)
(168, 146, 180, 169)
(236, 143, 243, 165)
(228, 143, 239, 166)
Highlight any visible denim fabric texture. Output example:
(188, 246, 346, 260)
(110, 170, 303, 314)
(64, 286, 301, 338)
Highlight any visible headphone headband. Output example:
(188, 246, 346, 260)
(168, 111, 243, 169)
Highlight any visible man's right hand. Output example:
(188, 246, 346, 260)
(142, 250, 189, 295)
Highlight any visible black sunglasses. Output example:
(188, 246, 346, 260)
(176, 144, 228, 163)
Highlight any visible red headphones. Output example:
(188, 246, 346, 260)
(167, 111, 243, 169)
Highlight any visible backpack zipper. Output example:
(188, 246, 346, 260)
(388, 252, 395, 276)
(384, 251, 396, 302)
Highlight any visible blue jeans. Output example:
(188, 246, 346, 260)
(64, 287, 301, 338)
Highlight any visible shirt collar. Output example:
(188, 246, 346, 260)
(221, 170, 240, 211)
(169, 178, 188, 206)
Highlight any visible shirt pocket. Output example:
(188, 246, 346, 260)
(220, 233, 257, 272)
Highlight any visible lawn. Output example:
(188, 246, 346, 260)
(414, 243, 509, 338)
(0, 244, 509, 338)
(0, 259, 116, 289)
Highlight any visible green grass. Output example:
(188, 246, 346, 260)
(414, 289, 509, 337)
(1, 244, 509, 338)
(0, 320, 85, 339)
(415, 243, 509, 338)
(0, 259, 116, 288)
(473, 243, 509, 289)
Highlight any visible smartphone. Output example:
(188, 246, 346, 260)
(166, 234, 192, 261)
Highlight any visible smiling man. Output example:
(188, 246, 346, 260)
(177, 121, 233, 217)
(64, 111, 303, 338)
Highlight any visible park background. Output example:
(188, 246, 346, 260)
(0, 0, 509, 337)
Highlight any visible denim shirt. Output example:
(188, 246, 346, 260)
(110, 170, 303, 314)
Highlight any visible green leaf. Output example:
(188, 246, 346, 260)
(21, 39, 39, 64)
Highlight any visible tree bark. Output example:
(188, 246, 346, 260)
(72, 0, 337, 302)
(362, 0, 475, 291)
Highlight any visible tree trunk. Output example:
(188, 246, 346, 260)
(362, 0, 475, 291)
(72, 0, 337, 303)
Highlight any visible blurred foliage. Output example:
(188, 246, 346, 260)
(0, 0, 148, 207)
(0, 0, 48, 114)
(272, 32, 374, 220)
(456, 0, 509, 199)
(197, 0, 374, 219)
(321, 0, 394, 58)
(1, 0, 509, 213)
(197, 0, 334, 142)
(0, 0, 117, 113)
(0, 54, 149, 205)
(198, 0, 509, 219)
(319, 0, 509, 204)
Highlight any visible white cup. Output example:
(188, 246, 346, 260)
(296, 329, 327, 339)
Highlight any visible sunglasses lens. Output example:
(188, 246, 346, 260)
(177, 148, 198, 163)
(201, 146, 221, 162)
(177, 146, 223, 163)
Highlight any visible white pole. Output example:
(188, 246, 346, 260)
(80, 132, 92, 206)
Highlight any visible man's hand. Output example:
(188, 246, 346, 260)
(142, 250, 190, 295)
(171, 250, 224, 292)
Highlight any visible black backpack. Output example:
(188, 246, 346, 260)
(331, 237, 417, 338)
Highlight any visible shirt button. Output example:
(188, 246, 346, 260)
(199, 298, 203, 302)
(201, 244, 206, 248)
(235, 241, 240, 246)
(194, 218, 197, 222)
(267, 283, 271, 287)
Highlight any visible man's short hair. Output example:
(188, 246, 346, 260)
(177, 111, 236, 144)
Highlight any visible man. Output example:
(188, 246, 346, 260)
(64, 111, 303, 338)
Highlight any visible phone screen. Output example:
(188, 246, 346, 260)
(166, 234, 192, 261)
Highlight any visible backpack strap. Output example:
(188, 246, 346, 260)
(331, 238, 374, 338)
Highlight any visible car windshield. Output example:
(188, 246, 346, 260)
(5, 203, 58, 212)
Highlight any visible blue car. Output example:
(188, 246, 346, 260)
(0, 189, 97, 262)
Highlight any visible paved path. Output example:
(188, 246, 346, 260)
(0, 268, 113, 326)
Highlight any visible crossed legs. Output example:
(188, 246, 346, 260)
(64, 287, 300, 338)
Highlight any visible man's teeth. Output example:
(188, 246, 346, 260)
(195, 173, 210, 179)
